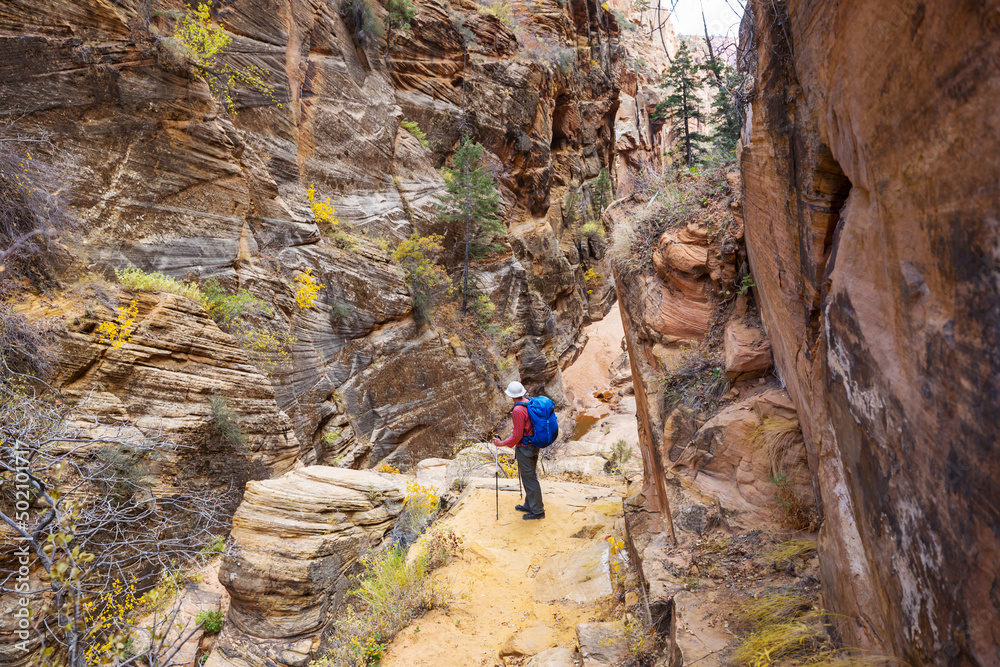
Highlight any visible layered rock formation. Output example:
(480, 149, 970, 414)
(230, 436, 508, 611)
(0, 0, 630, 474)
(740, 1, 1000, 664)
(19, 289, 299, 495)
(211, 467, 405, 667)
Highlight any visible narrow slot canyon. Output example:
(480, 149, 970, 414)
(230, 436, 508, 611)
(1, 1, 997, 666)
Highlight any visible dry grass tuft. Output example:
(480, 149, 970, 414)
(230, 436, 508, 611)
(751, 416, 804, 479)
(764, 539, 818, 566)
(729, 593, 898, 667)
(730, 612, 827, 665)
(735, 592, 813, 631)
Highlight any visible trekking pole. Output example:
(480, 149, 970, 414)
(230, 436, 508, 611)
(495, 471, 499, 520)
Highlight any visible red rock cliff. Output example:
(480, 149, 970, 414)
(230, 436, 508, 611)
(740, 1, 1000, 664)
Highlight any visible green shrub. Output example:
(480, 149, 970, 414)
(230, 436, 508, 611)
(115, 266, 205, 304)
(202, 278, 272, 324)
(196, 610, 225, 634)
(209, 392, 246, 450)
(331, 301, 354, 322)
(400, 118, 429, 148)
(314, 539, 450, 667)
(199, 535, 226, 561)
(341, 0, 383, 46)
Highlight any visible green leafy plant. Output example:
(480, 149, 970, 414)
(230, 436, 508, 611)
(202, 278, 272, 324)
(196, 609, 225, 634)
(209, 391, 246, 450)
(200, 536, 226, 561)
(115, 266, 204, 304)
(400, 118, 429, 147)
(738, 273, 755, 296)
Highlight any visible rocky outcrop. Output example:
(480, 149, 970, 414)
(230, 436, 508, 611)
(665, 388, 811, 522)
(739, 1, 1000, 664)
(20, 289, 299, 495)
(210, 467, 405, 667)
(0, 0, 626, 477)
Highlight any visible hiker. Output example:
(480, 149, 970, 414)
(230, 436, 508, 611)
(494, 381, 545, 520)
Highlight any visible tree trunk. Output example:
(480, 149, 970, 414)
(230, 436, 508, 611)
(682, 79, 692, 166)
(701, 5, 720, 83)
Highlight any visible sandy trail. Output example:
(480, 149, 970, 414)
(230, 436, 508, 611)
(561, 303, 625, 411)
(383, 480, 624, 667)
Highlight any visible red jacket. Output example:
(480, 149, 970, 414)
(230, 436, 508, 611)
(501, 399, 534, 447)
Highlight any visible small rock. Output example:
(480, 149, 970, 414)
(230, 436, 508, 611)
(576, 622, 628, 666)
(526, 647, 579, 667)
(500, 625, 557, 657)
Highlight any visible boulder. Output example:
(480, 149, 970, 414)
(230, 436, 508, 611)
(500, 625, 558, 657)
(576, 622, 627, 667)
(526, 647, 579, 667)
(723, 320, 773, 380)
(213, 467, 405, 667)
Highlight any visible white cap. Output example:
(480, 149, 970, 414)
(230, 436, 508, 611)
(504, 381, 526, 398)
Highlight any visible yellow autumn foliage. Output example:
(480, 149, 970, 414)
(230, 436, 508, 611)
(294, 269, 323, 309)
(95, 300, 138, 349)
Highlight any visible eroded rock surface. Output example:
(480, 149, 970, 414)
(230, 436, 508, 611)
(0, 0, 626, 477)
(740, 1, 1000, 663)
(210, 467, 405, 667)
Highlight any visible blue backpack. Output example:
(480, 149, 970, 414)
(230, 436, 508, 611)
(517, 396, 559, 448)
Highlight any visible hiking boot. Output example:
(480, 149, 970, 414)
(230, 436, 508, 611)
(522, 512, 545, 520)
(515, 504, 529, 512)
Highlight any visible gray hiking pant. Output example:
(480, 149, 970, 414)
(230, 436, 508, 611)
(515, 445, 544, 515)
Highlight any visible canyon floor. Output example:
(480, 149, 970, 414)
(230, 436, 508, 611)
(383, 481, 625, 666)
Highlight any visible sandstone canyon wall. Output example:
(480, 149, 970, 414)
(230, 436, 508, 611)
(0, 0, 628, 478)
(740, 1, 1000, 664)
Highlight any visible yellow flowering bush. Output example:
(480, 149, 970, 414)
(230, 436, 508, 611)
(82, 577, 141, 666)
(95, 300, 138, 349)
(294, 269, 323, 309)
(307, 184, 340, 226)
(497, 455, 518, 479)
(405, 481, 439, 511)
(376, 461, 402, 474)
(171, 1, 279, 114)
(391, 233, 449, 316)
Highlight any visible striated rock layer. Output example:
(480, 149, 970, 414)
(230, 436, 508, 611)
(0, 0, 627, 470)
(211, 467, 405, 667)
(740, 1, 1000, 664)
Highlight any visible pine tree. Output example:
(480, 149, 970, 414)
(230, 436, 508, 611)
(706, 60, 743, 156)
(654, 41, 710, 168)
(439, 136, 505, 313)
(383, 0, 416, 58)
(591, 167, 613, 214)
